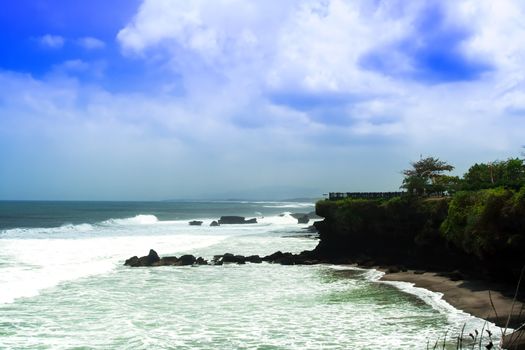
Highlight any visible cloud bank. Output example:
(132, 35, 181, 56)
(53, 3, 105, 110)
(2, 0, 525, 199)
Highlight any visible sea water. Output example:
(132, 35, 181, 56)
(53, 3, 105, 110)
(0, 201, 498, 349)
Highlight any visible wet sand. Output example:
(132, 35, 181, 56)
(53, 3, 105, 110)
(381, 271, 525, 329)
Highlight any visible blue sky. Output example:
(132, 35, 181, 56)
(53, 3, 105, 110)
(1, 0, 525, 200)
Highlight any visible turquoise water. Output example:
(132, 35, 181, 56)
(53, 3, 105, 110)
(0, 201, 496, 349)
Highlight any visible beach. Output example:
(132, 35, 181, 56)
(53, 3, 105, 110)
(382, 270, 525, 329)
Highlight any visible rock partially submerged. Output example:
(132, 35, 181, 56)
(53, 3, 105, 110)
(262, 250, 321, 265)
(212, 253, 263, 265)
(124, 249, 208, 267)
(290, 211, 323, 224)
(210, 221, 220, 227)
(125, 248, 326, 268)
(189, 220, 203, 226)
(297, 215, 309, 224)
(218, 216, 257, 224)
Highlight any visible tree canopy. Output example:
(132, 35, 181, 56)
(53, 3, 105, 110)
(462, 158, 525, 190)
(401, 156, 455, 196)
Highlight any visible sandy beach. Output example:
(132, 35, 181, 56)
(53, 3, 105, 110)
(381, 271, 525, 329)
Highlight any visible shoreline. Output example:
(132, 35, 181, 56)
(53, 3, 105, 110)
(379, 269, 525, 329)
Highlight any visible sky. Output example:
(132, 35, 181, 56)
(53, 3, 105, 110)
(1, 0, 525, 200)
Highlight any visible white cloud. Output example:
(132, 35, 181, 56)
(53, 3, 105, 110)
(39, 34, 65, 49)
(4, 1, 525, 199)
(77, 37, 106, 50)
(114, 0, 525, 162)
(49, 59, 107, 79)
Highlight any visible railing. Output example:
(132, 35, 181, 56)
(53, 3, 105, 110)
(328, 192, 405, 200)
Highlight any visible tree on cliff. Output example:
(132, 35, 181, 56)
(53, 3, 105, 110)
(463, 158, 525, 190)
(401, 156, 455, 196)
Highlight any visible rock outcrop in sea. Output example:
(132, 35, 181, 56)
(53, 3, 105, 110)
(124, 249, 208, 267)
(218, 216, 257, 224)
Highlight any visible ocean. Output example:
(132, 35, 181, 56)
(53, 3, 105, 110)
(0, 201, 496, 349)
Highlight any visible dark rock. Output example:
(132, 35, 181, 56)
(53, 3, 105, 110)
(279, 254, 296, 265)
(263, 251, 285, 261)
(362, 260, 376, 267)
(189, 220, 203, 226)
(210, 221, 220, 227)
(354, 255, 371, 266)
(196, 257, 208, 265)
(218, 216, 246, 224)
(158, 256, 180, 266)
(179, 254, 197, 266)
(263, 251, 296, 265)
(386, 265, 401, 274)
(124, 256, 140, 267)
(290, 213, 307, 219)
(234, 255, 246, 264)
(297, 215, 309, 224)
(139, 249, 160, 266)
(307, 211, 322, 219)
(246, 255, 262, 263)
(218, 216, 257, 224)
(221, 253, 246, 264)
(125, 250, 208, 267)
(437, 270, 464, 281)
(221, 253, 235, 262)
(125, 249, 160, 267)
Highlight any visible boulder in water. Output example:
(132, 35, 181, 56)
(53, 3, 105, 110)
(158, 256, 179, 266)
(124, 256, 140, 267)
(125, 250, 207, 267)
(124, 249, 160, 267)
(220, 253, 246, 264)
(297, 215, 309, 224)
(210, 221, 220, 227)
(178, 254, 197, 266)
(246, 255, 262, 263)
(218, 216, 257, 224)
(189, 220, 203, 226)
(196, 257, 208, 265)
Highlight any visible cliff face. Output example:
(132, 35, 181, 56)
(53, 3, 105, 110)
(313, 197, 458, 268)
(313, 192, 525, 283)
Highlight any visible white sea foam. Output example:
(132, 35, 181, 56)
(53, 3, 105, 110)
(262, 202, 315, 208)
(0, 223, 95, 238)
(324, 265, 505, 346)
(101, 214, 159, 226)
(351, 266, 505, 338)
(258, 212, 300, 225)
(0, 233, 227, 304)
(0, 212, 311, 305)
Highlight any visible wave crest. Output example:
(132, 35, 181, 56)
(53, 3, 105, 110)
(102, 214, 159, 226)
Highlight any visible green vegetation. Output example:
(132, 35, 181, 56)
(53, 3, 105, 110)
(441, 186, 525, 260)
(462, 158, 525, 190)
(401, 156, 455, 196)
(316, 153, 525, 283)
(402, 156, 525, 195)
